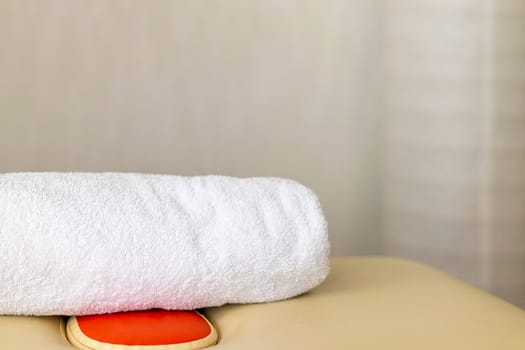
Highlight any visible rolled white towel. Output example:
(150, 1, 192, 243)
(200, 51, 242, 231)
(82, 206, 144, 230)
(0, 173, 329, 316)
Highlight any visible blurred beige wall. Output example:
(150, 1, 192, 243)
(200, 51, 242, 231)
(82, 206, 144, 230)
(0, 1, 383, 255)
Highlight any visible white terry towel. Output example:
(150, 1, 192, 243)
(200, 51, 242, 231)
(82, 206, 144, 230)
(0, 173, 329, 316)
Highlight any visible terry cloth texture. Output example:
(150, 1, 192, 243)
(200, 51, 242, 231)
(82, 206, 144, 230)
(0, 173, 329, 315)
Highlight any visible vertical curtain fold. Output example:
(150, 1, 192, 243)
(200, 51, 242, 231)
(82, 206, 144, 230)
(384, 0, 525, 307)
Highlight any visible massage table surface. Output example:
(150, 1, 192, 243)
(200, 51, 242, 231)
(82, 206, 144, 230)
(1, 257, 524, 349)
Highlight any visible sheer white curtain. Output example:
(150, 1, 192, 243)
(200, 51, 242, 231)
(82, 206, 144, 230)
(383, 0, 525, 307)
(0, 0, 523, 307)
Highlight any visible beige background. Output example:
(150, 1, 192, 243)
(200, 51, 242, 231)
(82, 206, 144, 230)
(0, 0, 383, 256)
(383, 0, 525, 306)
(1, 0, 525, 307)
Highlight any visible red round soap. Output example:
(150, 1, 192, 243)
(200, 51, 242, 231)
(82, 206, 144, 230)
(66, 310, 218, 350)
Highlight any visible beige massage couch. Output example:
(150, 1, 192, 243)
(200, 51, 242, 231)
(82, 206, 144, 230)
(1, 257, 524, 349)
